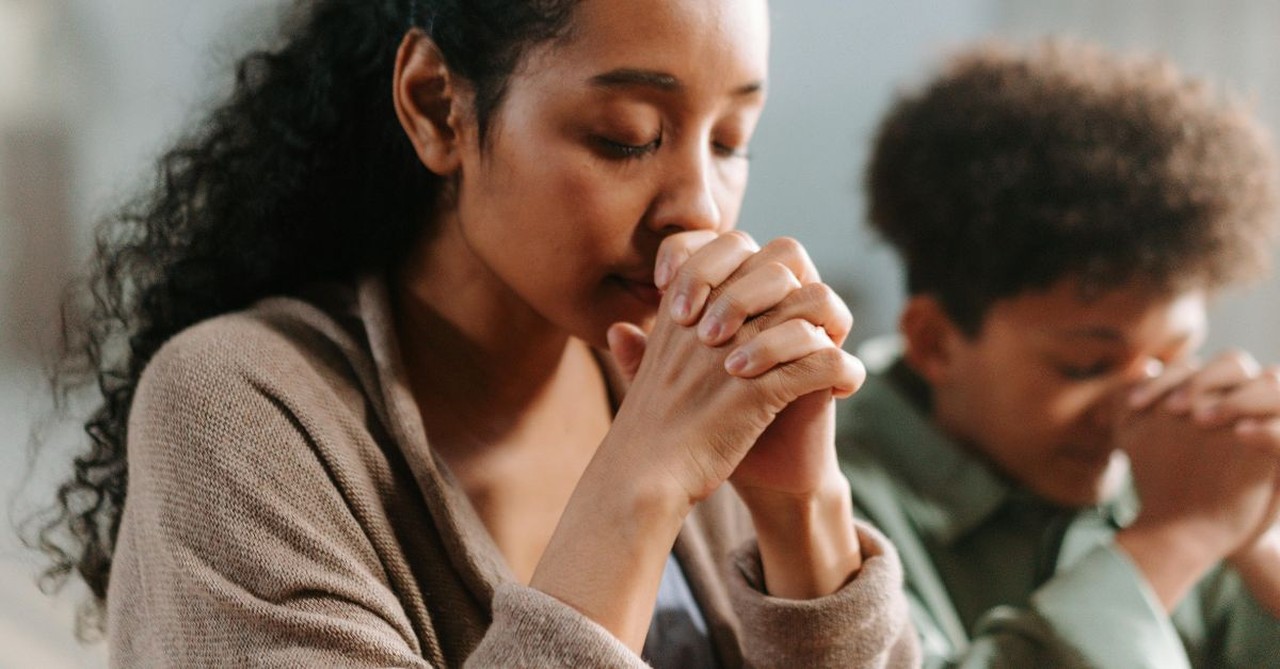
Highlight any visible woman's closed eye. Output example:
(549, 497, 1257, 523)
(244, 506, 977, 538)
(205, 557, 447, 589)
(594, 134, 662, 159)
(713, 141, 751, 160)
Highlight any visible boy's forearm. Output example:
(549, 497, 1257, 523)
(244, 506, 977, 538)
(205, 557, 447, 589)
(1115, 521, 1224, 612)
(1230, 526, 1280, 618)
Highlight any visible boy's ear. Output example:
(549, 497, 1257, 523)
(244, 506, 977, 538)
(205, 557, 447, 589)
(900, 294, 963, 386)
(393, 29, 471, 176)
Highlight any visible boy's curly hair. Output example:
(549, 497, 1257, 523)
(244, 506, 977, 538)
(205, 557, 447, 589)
(866, 40, 1280, 333)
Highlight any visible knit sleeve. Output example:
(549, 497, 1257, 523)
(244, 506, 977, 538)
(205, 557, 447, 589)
(467, 584, 650, 667)
(108, 321, 436, 668)
(108, 318, 655, 668)
(727, 521, 921, 668)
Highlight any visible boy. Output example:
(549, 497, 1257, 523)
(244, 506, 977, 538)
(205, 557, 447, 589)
(840, 41, 1280, 668)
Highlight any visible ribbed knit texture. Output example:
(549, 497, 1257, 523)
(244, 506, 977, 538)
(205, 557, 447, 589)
(106, 276, 920, 667)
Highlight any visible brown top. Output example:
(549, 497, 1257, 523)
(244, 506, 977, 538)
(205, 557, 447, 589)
(106, 276, 919, 667)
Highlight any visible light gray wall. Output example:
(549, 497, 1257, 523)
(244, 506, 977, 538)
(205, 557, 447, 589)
(1, 3, 285, 666)
(742, 0, 997, 345)
(3, 2, 1280, 665)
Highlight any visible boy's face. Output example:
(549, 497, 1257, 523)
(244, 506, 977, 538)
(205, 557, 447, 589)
(926, 277, 1207, 507)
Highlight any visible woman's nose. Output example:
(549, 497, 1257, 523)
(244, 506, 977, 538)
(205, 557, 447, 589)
(647, 151, 723, 234)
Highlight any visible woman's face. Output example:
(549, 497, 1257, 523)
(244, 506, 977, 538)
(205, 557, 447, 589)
(442, 0, 770, 347)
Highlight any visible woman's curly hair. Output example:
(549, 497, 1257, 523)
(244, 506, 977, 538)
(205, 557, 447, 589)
(867, 40, 1280, 334)
(32, 0, 576, 636)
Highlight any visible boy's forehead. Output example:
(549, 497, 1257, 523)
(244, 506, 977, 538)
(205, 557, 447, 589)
(983, 277, 1208, 347)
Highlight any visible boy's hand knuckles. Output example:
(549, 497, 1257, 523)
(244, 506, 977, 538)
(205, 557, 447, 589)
(1256, 367, 1280, 391)
(1219, 348, 1261, 371)
(1202, 349, 1262, 384)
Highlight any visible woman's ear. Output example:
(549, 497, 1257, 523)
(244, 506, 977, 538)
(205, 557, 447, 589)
(899, 294, 962, 386)
(393, 29, 471, 176)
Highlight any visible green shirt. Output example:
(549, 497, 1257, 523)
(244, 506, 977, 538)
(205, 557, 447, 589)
(837, 350, 1280, 669)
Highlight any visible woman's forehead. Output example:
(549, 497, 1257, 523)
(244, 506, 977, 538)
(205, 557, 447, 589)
(527, 0, 770, 92)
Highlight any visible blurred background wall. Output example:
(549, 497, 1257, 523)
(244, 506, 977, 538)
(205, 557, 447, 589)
(2, 1, 1278, 665)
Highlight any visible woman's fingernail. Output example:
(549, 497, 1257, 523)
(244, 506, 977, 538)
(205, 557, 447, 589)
(672, 294, 690, 321)
(699, 318, 722, 342)
(725, 350, 749, 374)
(655, 262, 671, 290)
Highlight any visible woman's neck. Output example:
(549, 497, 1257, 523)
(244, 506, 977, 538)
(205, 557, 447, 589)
(392, 221, 614, 582)
(393, 217, 583, 442)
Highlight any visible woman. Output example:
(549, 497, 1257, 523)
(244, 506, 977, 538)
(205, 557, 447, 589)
(38, 0, 917, 665)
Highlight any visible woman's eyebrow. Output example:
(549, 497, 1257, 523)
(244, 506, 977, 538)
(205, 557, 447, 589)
(590, 68, 681, 91)
(589, 68, 764, 97)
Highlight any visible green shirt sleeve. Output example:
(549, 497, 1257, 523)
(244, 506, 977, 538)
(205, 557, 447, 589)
(1029, 544, 1190, 669)
(903, 544, 1188, 669)
(1173, 562, 1280, 669)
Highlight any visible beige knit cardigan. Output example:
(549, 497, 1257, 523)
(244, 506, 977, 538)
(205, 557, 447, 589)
(106, 276, 919, 667)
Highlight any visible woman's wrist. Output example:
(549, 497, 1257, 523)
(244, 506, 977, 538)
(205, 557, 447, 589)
(738, 472, 863, 599)
(528, 435, 693, 651)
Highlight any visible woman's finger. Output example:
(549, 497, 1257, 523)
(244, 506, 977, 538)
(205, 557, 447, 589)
(664, 231, 759, 325)
(654, 230, 720, 291)
(606, 322, 648, 383)
(757, 344, 867, 402)
(740, 236, 822, 286)
(696, 261, 800, 345)
(696, 235, 837, 346)
(724, 318, 833, 378)
(737, 282, 854, 348)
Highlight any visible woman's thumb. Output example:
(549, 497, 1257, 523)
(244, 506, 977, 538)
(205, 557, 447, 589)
(606, 322, 648, 381)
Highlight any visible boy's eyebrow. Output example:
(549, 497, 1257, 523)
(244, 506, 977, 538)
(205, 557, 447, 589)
(1055, 328, 1197, 350)
(1057, 327, 1123, 341)
(588, 68, 765, 97)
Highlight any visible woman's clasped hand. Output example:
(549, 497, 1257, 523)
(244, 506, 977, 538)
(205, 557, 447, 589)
(608, 230, 865, 504)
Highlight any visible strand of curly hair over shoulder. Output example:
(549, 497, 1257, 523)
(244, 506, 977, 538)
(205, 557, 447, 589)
(32, 0, 577, 636)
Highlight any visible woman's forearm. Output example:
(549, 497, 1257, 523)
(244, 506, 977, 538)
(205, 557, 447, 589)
(739, 471, 863, 599)
(528, 440, 691, 652)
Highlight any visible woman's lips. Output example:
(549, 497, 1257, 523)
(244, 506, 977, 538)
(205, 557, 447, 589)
(615, 276, 662, 307)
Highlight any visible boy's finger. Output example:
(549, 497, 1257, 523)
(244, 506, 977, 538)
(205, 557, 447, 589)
(1129, 360, 1198, 410)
